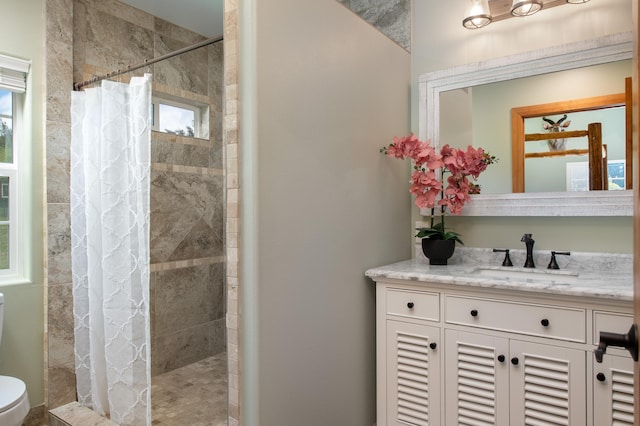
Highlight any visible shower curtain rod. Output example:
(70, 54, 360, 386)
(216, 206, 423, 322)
(73, 34, 223, 91)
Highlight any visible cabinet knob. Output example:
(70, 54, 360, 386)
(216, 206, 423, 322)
(429, 342, 437, 350)
(407, 302, 414, 309)
(470, 309, 478, 317)
(541, 318, 550, 327)
(596, 372, 606, 382)
(497, 355, 505, 363)
(511, 357, 519, 365)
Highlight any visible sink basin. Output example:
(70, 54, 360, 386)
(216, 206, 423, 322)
(469, 267, 579, 283)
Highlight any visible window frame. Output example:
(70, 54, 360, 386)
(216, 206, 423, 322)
(0, 90, 19, 279)
(151, 95, 209, 139)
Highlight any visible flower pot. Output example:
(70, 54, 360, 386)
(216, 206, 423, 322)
(421, 238, 456, 265)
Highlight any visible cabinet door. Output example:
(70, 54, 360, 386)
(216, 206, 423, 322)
(444, 329, 510, 425)
(593, 354, 634, 426)
(509, 340, 586, 426)
(386, 320, 441, 426)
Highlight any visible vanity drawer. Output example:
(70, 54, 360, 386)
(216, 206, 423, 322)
(444, 295, 586, 342)
(386, 289, 439, 322)
(593, 311, 633, 345)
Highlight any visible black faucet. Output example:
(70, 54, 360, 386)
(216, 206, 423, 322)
(493, 248, 513, 267)
(548, 251, 570, 269)
(521, 233, 535, 268)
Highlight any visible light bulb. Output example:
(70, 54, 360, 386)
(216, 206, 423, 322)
(511, 0, 543, 17)
(463, 0, 492, 29)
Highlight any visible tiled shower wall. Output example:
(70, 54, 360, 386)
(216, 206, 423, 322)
(45, 0, 225, 411)
(338, 0, 411, 51)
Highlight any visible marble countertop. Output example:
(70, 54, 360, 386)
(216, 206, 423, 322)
(365, 248, 633, 301)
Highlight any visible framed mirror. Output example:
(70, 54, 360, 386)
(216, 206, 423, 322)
(418, 32, 633, 216)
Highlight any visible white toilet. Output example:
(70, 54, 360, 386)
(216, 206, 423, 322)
(0, 293, 30, 426)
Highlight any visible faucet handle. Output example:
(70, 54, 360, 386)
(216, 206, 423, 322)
(547, 251, 570, 269)
(493, 249, 513, 267)
(521, 233, 533, 243)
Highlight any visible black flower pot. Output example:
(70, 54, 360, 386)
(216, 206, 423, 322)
(421, 238, 456, 265)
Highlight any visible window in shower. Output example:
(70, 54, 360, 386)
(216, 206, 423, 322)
(152, 95, 209, 139)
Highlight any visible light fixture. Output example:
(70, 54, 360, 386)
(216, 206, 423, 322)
(511, 0, 543, 17)
(463, 0, 590, 30)
(463, 0, 492, 29)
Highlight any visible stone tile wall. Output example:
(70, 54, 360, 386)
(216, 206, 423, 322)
(223, 0, 240, 424)
(338, 0, 411, 51)
(45, 0, 77, 410)
(45, 0, 226, 412)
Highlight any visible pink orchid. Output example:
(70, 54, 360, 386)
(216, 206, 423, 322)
(381, 134, 496, 242)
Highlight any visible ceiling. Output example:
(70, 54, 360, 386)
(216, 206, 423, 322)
(119, 0, 224, 38)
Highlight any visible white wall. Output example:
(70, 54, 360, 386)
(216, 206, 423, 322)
(0, 0, 45, 407)
(412, 0, 634, 253)
(241, 0, 411, 423)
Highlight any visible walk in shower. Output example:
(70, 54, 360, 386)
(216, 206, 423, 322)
(45, 0, 227, 424)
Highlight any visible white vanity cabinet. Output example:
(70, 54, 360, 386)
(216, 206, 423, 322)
(374, 279, 634, 426)
(444, 330, 586, 425)
(378, 288, 442, 425)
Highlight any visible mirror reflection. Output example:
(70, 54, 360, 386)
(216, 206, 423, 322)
(440, 59, 631, 195)
(518, 96, 628, 193)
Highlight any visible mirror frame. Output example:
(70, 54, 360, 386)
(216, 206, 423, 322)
(418, 32, 633, 216)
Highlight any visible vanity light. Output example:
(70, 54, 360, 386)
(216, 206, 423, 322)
(463, 0, 590, 30)
(511, 0, 543, 17)
(463, 0, 492, 29)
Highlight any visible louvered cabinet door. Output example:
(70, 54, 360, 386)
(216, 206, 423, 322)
(593, 354, 635, 426)
(386, 320, 441, 426)
(509, 340, 586, 426)
(444, 329, 510, 425)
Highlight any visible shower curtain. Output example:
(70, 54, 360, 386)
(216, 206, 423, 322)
(70, 74, 152, 426)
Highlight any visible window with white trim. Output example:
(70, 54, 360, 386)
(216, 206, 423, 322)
(151, 95, 209, 139)
(0, 54, 29, 279)
(566, 160, 626, 192)
(0, 89, 16, 274)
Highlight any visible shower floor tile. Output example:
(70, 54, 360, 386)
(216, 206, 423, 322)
(151, 353, 227, 425)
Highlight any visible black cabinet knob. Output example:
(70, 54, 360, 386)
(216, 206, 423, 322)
(429, 342, 437, 350)
(407, 302, 414, 309)
(596, 372, 606, 382)
(497, 355, 505, 363)
(541, 319, 550, 327)
(470, 309, 478, 317)
(511, 357, 519, 365)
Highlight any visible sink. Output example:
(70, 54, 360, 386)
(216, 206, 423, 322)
(469, 267, 579, 283)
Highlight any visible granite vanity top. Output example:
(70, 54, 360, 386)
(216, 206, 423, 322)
(365, 247, 633, 301)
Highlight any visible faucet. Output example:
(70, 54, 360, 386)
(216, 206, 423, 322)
(521, 233, 535, 268)
(492, 248, 513, 267)
(547, 251, 570, 269)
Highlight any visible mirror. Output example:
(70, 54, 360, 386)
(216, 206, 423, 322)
(512, 87, 631, 193)
(419, 32, 633, 216)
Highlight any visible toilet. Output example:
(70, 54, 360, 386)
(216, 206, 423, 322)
(0, 294, 30, 426)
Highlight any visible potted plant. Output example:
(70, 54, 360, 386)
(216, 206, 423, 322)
(381, 134, 496, 264)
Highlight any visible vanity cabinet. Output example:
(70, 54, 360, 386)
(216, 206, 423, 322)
(385, 320, 441, 425)
(374, 280, 634, 426)
(445, 330, 586, 425)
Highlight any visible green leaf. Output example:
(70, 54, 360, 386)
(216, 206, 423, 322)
(416, 226, 464, 245)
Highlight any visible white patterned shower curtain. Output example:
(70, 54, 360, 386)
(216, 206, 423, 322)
(70, 74, 152, 426)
